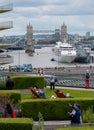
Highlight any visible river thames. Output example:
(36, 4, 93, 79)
(4, 46, 94, 69)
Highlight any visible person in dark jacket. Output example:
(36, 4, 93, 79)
(68, 104, 82, 125)
(5, 103, 16, 118)
(85, 70, 90, 88)
(50, 72, 56, 90)
(6, 76, 14, 90)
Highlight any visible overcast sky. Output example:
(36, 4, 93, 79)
(0, 0, 94, 36)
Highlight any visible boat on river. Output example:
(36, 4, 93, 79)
(74, 45, 91, 63)
(52, 41, 77, 63)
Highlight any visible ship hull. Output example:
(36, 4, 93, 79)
(53, 54, 76, 63)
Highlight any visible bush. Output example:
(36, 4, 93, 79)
(0, 118, 33, 130)
(0, 90, 21, 104)
(0, 90, 21, 117)
(82, 106, 94, 123)
(21, 98, 94, 121)
(0, 80, 6, 90)
(12, 76, 45, 89)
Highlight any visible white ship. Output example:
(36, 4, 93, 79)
(52, 41, 77, 63)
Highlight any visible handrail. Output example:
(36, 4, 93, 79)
(0, 3, 13, 13)
(0, 21, 13, 30)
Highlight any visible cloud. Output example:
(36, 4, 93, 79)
(0, 0, 94, 36)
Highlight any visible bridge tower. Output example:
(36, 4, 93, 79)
(61, 23, 68, 43)
(25, 23, 35, 55)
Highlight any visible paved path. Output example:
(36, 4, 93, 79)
(34, 120, 70, 130)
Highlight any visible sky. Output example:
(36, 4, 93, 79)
(0, 0, 94, 36)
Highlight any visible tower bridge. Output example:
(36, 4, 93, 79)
(25, 23, 67, 55)
(33, 30, 56, 33)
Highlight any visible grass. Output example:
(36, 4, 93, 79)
(57, 126, 94, 130)
(21, 87, 94, 100)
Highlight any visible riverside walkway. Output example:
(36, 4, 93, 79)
(0, 65, 94, 88)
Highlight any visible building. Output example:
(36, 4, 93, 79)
(0, 3, 13, 64)
(0, 3, 13, 30)
(86, 32, 90, 39)
(25, 23, 35, 55)
(61, 23, 68, 43)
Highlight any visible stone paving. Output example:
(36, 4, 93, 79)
(34, 120, 70, 130)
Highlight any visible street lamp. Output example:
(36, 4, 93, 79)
(58, 49, 59, 71)
(18, 50, 20, 71)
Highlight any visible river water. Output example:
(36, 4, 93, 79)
(4, 47, 94, 69)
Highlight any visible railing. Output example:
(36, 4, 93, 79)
(0, 3, 13, 13)
(45, 77, 94, 89)
(0, 21, 13, 30)
(0, 70, 94, 89)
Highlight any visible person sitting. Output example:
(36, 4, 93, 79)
(30, 87, 40, 98)
(55, 89, 73, 98)
(30, 87, 46, 98)
(38, 89, 46, 98)
(55, 89, 66, 98)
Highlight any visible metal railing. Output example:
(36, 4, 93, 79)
(0, 3, 13, 13)
(0, 21, 13, 30)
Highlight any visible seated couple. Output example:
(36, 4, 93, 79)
(55, 89, 73, 98)
(30, 87, 46, 98)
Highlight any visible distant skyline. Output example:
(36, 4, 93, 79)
(0, 0, 94, 36)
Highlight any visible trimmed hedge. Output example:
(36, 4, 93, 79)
(0, 90, 21, 104)
(0, 80, 6, 90)
(0, 118, 33, 130)
(21, 98, 94, 121)
(0, 90, 21, 117)
(12, 76, 45, 89)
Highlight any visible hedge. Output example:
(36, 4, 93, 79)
(0, 80, 6, 90)
(0, 118, 33, 130)
(0, 90, 21, 104)
(21, 98, 94, 121)
(12, 76, 45, 89)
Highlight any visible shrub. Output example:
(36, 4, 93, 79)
(38, 112, 44, 130)
(12, 76, 45, 89)
(82, 106, 94, 123)
(0, 90, 21, 104)
(0, 118, 33, 130)
(21, 98, 94, 121)
(0, 90, 21, 117)
(0, 80, 6, 90)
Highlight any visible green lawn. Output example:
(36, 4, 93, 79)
(21, 87, 94, 100)
(57, 126, 94, 130)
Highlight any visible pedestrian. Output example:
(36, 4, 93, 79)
(50, 72, 56, 90)
(5, 103, 16, 118)
(85, 70, 90, 89)
(68, 103, 77, 125)
(5, 103, 13, 117)
(39, 68, 44, 76)
(68, 103, 82, 125)
(74, 104, 82, 125)
(6, 76, 14, 90)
